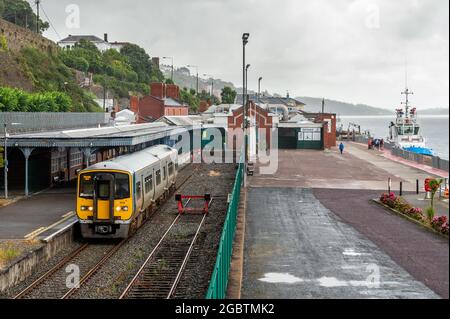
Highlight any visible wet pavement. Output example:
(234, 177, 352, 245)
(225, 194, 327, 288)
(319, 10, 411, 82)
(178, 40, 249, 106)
(314, 188, 449, 299)
(250, 145, 440, 191)
(0, 187, 75, 239)
(241, 147, 448, 299)
(242, 187, 439, 299)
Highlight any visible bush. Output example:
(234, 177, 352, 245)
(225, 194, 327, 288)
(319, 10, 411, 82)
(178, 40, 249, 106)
(425, 207, 436, 221)
(0, 87, 72, 112)
(431, 216, 448, 234)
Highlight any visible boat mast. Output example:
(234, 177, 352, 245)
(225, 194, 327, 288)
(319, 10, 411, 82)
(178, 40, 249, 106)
(401, 61, 413, 119)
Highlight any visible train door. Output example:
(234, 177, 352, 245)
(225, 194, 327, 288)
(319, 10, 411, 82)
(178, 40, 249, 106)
(135, 174, 144, 213)
(93, 174, 115, 224)
(162, 159, 168, 190)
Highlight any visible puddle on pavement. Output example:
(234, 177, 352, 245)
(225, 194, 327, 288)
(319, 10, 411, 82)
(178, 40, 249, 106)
(258, 273, 303, 284)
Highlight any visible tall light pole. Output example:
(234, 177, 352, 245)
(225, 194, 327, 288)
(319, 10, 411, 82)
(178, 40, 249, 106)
(162, 57, 174, 81)
(3, 123, 21, 199)
(242, 33, 250, 183)
(187, 65, 199, 95)
(35, 0, 40, 33)
(258, 77, 263, 103)
(203, 74, 214, 97)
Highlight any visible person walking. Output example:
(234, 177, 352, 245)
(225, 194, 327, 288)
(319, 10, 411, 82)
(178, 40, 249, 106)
(339, 142, 345, 155)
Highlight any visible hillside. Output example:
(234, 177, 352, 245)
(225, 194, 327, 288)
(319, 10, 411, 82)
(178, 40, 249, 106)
(161, 65, 235, 96)
(297, 97, 392, 116)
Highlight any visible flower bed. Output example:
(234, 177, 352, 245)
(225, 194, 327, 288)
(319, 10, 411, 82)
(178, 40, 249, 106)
(379, 192, 448, 237)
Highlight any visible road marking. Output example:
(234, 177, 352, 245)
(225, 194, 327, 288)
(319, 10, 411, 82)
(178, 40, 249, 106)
(24, 211, 76, 240)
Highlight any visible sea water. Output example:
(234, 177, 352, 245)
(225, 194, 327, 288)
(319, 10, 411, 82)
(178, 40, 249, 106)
(339, 115, 449, 160)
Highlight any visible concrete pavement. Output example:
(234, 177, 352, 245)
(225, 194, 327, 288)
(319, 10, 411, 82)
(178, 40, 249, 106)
(239, 148, 448, 299)
(242, 187, 439, 299)
(0, 188, 75, 239)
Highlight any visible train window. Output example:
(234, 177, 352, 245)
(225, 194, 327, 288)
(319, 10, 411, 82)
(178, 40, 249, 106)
(79, 174, 94, 198)
(168, 162, 174, 176)
(115, 174, 130, 199)
(136, 182, 142, 200)
(145, 175, 153, 193)
(79, 173, 130, 199)
(156, 170, 161, 185)
(98, 181, 110, 199)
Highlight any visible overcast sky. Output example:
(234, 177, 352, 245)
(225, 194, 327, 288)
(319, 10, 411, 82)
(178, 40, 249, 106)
(38, 0, 449, 110)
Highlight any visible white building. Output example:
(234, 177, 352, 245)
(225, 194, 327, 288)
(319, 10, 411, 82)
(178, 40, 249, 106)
(58, 34, 128, 52)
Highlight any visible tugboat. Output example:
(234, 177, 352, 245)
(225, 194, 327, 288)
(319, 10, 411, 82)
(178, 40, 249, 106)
(388, 87, 434, 156)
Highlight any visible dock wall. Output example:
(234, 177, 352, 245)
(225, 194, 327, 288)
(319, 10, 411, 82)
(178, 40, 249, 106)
(351, 136, 449, 173)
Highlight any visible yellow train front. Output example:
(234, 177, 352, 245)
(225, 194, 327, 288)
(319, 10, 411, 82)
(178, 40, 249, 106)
(76, 145, 178, 239)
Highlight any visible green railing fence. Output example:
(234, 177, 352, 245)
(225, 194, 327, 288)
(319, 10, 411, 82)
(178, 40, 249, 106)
(205, 153, 244, 299)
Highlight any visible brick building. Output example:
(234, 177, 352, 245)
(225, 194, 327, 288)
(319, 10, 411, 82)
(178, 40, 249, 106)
(130, 83, 189, 123)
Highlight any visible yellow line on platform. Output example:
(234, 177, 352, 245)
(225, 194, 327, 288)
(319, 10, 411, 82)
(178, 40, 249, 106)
(24, 211, 76, 240)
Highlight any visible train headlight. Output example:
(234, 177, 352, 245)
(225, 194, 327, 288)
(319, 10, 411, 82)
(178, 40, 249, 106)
(122, 206, 129, 211)
(88, 207, 94, 212)
(80, 206, 88, 211)
(116, 206, 122, 212)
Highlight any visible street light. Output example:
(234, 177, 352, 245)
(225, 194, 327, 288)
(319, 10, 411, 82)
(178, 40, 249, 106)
(162, 56, 174, 81)
(187, 65, 199, 95)
(242, 33, 250, 184)
(258, 77, 263, 103)
(3, 123, 22, 199)
(203, 74, 214, 97)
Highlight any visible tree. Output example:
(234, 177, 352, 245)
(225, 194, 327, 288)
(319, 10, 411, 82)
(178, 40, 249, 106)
(426, 179, 444, 221)
(0, 0, 49, 33)
(120, 43, 163, 84)
(221, 86, 237, 104)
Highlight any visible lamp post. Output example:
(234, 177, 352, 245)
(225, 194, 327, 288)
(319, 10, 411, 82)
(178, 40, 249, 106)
(3, 123, 21, 199)
(203, 74, 214, 97)
(187, 65, 199, 95)
(242, 33, 250, 184)
(162, 56, 174, 81)
(258, 77, 263, 103)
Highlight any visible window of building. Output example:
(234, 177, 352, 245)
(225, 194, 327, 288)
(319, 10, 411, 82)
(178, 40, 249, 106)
(70, 149, 83, 168)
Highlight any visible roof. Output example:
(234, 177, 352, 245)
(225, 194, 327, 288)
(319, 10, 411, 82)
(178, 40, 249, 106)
(3, 123, 180, 148)
(235, 94, 305, 107)
(163, 97, 185, 107)
(157, 116, 203, 126)
(58, 35, 106, 43)
(203, 104, 242, 114)
(86, 145, 175, 173)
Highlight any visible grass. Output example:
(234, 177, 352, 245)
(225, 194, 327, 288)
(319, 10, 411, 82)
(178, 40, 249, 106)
(0, 243, 22, 268)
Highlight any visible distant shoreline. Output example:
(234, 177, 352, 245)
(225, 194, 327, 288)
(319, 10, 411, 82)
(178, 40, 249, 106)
(339, 114, 449, 119)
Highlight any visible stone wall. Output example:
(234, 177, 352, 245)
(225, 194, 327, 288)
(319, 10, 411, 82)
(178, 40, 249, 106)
(0, 18, 58, 54)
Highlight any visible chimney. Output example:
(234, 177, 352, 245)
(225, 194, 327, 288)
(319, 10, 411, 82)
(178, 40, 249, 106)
(130, 96, 139, 114)
(150, 83, 166, 99)
(104, 33, 108, 42)
(166, 84, 180, 100)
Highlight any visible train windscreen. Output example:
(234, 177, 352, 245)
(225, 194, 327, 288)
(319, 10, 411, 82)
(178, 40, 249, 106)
(79, 173, 130, 199)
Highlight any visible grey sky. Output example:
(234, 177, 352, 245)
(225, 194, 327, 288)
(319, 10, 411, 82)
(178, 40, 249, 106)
(38, 0, 449, 109)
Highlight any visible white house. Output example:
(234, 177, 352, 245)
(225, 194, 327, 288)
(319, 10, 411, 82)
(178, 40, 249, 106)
(58, 34, 128, 52)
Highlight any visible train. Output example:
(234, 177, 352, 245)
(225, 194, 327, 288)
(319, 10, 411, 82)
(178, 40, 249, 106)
(76, 145, 179, 239)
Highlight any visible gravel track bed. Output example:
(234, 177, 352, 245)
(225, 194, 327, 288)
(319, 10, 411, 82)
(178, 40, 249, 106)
(0, 241, 81, 299)
(1, 164, 235, 299)
(70, 163, 235, 299)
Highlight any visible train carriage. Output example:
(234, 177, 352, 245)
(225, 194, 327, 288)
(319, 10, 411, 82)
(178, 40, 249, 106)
(77, 145, 178, 239)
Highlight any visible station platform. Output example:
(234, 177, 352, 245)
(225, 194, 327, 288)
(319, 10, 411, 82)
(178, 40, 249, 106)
(240, 147, 449, 299)
(0, 187, 76, 240)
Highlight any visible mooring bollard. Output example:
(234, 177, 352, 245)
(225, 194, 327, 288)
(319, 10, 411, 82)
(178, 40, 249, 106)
(388, 178, 392, 194)
(400, 181, 403, 196)
(416, 179, 420, 195)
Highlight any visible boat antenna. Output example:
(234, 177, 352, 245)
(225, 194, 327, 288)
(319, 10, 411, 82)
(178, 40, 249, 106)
(401, 58, 413, 118)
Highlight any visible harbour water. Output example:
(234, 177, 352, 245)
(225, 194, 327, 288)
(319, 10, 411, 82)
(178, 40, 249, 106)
(339, 115, 449, 160)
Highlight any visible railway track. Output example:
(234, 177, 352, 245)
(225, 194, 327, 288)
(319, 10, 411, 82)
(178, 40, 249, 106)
(119, 198, 210, 299)
(14, 241, 124, 299)
(14, 166, 197, 300)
